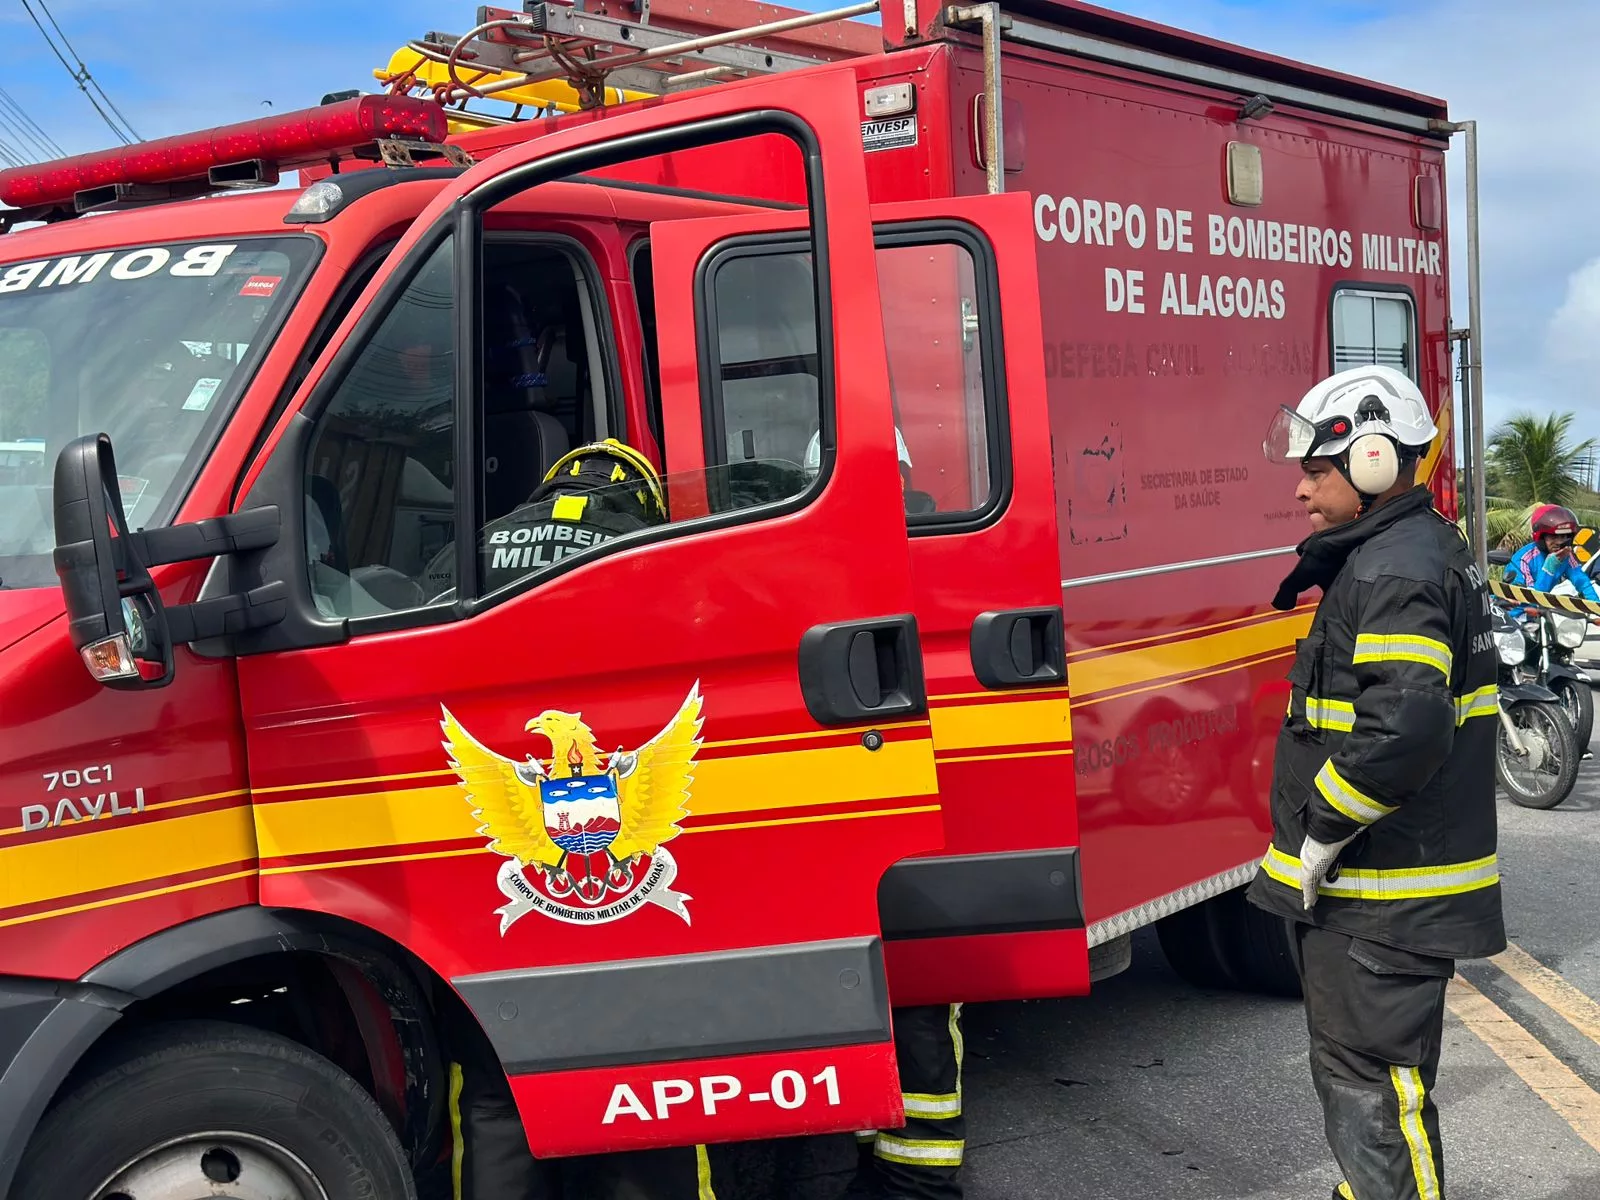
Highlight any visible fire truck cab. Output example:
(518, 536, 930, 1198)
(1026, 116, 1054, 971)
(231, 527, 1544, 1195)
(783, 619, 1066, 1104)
(0, 0, 1481, 1194)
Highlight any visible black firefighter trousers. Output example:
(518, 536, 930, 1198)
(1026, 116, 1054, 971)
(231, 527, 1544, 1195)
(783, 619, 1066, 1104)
(1294, 923, 1455, 1200)
(844, 1004, 967, 1200)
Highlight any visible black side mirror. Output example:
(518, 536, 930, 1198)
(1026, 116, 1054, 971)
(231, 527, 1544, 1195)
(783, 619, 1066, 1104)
(52, 433, 172, 689)
(52, 433, 288, 690)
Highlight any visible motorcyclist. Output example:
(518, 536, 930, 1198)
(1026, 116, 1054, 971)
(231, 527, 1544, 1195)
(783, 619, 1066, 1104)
(1503, 504, 1599, 617)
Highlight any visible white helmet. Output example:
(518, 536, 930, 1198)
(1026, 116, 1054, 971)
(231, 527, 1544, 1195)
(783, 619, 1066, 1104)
(802, 427, 913, 477)
(1263, 364, 1436, 497)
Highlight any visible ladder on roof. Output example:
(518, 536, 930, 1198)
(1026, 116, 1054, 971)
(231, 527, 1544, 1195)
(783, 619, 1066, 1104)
(382, 0, 883, 116)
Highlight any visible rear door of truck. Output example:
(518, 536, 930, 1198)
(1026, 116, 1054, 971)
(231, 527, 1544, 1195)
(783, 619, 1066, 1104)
(646, 192, 1088, 1005)
(871, 194, 1087, 1004)
(226, 68, 942, 1155)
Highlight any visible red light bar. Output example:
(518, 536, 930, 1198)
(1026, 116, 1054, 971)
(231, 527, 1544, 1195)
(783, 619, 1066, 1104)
(0, 95, 448, 210)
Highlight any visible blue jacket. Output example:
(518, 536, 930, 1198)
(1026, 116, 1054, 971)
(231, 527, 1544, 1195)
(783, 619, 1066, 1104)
(1505, 542, 1600, 612)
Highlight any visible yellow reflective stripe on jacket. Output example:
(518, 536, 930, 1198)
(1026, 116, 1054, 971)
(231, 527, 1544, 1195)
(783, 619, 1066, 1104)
(1263, 844, 1499, 900)
(1305, 697, 1357, 732)
(1315, 760, 1397, 826)
(1391, 1066, 1442, 1200)
(902, 1091, 962, 1118)
(873, 1134, 965, 1167)
(1455, 685, 1498, 725)
(1352, 632, 1453, 678)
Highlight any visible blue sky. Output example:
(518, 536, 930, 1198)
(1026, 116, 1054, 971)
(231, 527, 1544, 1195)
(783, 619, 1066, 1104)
(4, 0, 1597, 435)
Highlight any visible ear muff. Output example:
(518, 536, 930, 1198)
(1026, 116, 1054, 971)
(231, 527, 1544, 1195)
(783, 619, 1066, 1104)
(1346, 432, 1399, 495)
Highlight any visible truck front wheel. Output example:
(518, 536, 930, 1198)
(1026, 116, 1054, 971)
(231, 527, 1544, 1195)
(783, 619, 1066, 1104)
(12, 1019, 416, 1200)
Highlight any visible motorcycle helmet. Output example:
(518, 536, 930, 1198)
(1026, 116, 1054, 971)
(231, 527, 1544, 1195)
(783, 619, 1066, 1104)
(1531, 503, 1579, 550)
(1263, 365, 1437, 502)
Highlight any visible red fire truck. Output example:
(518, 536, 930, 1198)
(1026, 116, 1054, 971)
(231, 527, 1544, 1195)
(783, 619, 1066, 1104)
(0, 0, 1486, 1193)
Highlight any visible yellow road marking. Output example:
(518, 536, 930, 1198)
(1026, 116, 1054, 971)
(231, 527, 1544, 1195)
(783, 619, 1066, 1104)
(1491, 943, 1600, 1049)
(1447, 976, 1600, 1153)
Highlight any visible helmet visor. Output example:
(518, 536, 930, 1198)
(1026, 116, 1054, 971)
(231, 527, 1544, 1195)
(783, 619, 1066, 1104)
(1263, 405, 1319, 465)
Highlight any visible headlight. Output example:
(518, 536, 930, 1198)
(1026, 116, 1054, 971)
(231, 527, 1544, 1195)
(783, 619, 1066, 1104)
(1553, 614, 1588, 649)
(1496, 628, 1527, 665)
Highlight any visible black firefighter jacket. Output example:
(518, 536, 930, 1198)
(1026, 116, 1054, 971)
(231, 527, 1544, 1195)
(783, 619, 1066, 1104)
(1246, 486, 1508, 961)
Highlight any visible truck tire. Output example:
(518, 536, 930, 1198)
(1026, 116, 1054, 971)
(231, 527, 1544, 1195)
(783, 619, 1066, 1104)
(1223, 894, 1302, 999)
(1156, 889, 1303, 999)
(11, 1019, 416, 1200)
(1155, 894, 1243, 991)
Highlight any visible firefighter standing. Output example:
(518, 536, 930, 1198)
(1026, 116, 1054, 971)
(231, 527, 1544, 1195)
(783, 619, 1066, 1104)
(1250, 364, 1506, 1200)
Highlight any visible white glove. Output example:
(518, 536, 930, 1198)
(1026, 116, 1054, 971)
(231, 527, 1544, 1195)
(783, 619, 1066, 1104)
(1299, 832, 1356, 910)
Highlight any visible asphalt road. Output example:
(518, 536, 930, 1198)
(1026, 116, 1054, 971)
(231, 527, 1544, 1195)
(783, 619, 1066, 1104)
(716, 765, 1600, 1200)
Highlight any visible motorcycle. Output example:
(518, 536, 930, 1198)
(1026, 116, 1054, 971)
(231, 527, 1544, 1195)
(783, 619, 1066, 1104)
(1491, 601, 1581, 809)
(1489, 547, 1596, 754)
(1513, 579, 1596, 755)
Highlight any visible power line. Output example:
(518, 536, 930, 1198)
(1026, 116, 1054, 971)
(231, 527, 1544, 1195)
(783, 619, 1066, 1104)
(19, 0, 140, 145)
(0, 86, 65, 160)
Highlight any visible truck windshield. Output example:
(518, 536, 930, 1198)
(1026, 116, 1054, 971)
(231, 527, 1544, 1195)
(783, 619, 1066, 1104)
(0, 235, 316, 589)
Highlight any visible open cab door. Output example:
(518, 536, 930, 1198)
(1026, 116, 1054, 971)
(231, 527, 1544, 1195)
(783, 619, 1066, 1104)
(224, 68, 942, 1156)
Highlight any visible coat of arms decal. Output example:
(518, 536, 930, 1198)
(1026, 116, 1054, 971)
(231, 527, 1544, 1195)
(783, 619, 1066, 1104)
(440, 685, 703, 932)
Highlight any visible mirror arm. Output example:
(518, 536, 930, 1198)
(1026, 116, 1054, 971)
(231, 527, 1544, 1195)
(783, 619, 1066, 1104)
(128, 507, 281, 567)
(164, 582, 290, 644)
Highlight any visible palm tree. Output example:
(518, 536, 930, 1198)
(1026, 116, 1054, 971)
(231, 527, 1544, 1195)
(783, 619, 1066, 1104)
(1487, 413, 1596, 506)
(1479, 412, 1600, 549)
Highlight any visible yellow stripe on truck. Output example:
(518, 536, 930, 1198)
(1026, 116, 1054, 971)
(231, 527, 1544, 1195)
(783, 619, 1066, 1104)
(929, 696, 1072, 751)
(254, 738, 940, 861)
(1069, 610, 1310, 698)
(0, 806, 255, 911)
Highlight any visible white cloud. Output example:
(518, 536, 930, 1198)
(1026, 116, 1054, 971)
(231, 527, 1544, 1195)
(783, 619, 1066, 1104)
(1091, 0, 1600, 431)
(1546, 258, 1600, 366)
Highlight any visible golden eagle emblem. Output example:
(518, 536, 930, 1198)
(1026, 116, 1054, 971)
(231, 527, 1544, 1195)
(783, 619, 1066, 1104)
(440, 684, 703, 931)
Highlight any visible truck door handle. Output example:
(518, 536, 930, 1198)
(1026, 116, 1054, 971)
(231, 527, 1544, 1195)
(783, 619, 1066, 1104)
(799, 614, 928, 726)
(970, 606, 1065, 689)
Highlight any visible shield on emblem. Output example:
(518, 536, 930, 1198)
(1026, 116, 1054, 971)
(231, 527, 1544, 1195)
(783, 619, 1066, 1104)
(540, 772, 622, 856)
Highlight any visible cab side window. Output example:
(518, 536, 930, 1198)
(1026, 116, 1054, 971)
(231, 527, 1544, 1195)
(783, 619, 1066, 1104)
(701, 246, 821, 513)
(302, 237, 609, 618)
(876, 235, 1000, 522)
(1332, 287, 1417, 380)
(303, 240, 456, 618)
